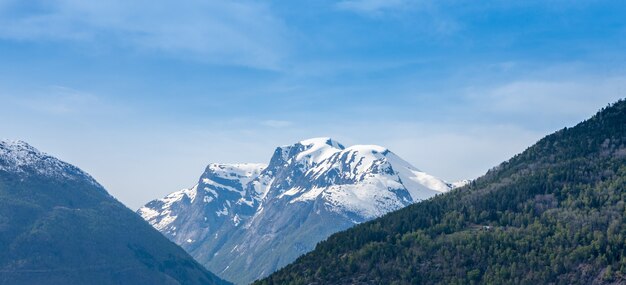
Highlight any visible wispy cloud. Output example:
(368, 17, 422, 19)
(15, 86, 99, 115)
(335, 0, 409, 14)
(468, 76, 626, 118)
(334, 0, 459, 36)
(260, 120, 294, 128)
(0, 0, 289, 69)
(0, 85, 125, 117)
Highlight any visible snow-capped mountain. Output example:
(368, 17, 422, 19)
(139, 138, 466, 284)
(0, 140, 100, 186)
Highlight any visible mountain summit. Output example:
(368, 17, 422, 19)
(139, 137, 463, 284)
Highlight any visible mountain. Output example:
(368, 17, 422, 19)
(257, 100, 626, 285)
(139, 137, 461, 284)
(0, 140, 230, 285)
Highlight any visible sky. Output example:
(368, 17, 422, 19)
(0, 0, 625, 209)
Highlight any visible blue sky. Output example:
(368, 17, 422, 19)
(1, 0, 625, 209)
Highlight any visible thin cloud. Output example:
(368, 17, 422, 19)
(335, 0, 409, 14)
(333, 0, 459, 35)
(21, 86, 100, 115)
(469, 76, 626, 118)
(0, 0, 289, 69)
(0, 85, 124, 117)
(261, 120, 294, 128)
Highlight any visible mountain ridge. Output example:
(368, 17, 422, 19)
(139, 137, 464, 284)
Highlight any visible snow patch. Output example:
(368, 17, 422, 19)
(206, 163, 265, 187)
(295, 137, 344, 165)
(0, 140, 100, 186)
(216, 205, 229, 217)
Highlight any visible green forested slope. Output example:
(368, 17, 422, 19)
(257, 99, 626, 285)
(0, 142, 230, 285)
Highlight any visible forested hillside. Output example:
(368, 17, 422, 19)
(257, 99, 626, 285)
(0, 141, 230, 285)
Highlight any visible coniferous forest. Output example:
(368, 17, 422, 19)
(257, 99, 626, 285)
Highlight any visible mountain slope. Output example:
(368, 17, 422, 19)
(139, 138, 459, 284)
(0, 140, 230, 285)
(257, 99, 626, 285)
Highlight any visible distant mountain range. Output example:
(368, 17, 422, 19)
(4, 99, 623, 285)
(257, 100, 626, 284)
(139, 137, 467, 284)
(0, 140, 229, 285)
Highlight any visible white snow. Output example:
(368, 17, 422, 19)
(290, 146, 415, 218)
(0, 140, 99, 185)
(139, 137, 465, 250)
(295, 137, 344, 165)
(203, 178, 238, 193)
(251, 176, 274, 200)
(289, 143, 453, 213)
(306, 145, 389, 181)
(155, 214, 178, 231)
(290, 186, 324, 201)
(137, 207, 160, 220)
(0, 140, 43, 169)
(237, 197, 255, 207)
(321, 180, 407, 219)
(344, 144, 388, 154)
(383, 151, 451, 200)
(184, 184, 198, 202)
(206, 163, 265, 187)
(216, 205, 229, 217)
(452, 179, 471, 188)
(233, 214, 241, 226)
(198, 163, 267, 203)
(138, 185, 198, 230)
(203, 186, 218, 198)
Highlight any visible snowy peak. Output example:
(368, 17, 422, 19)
(305, 143, 450, 200)
(344, 144, 388, 154)
(295, 137, 345, 165)
(257, 138, 347, 199)
(0, 140, 48, 168)
(1, 139, 38, 152)
(200, 163, 266, 195)
(0, 139, 99, 185)
(197, 163, 265, 210)
(204, 163, 266, 183)
(284, 142, 452, 219)
(138, 185, 198, 231)
(298, 137, 345, 149)
(139, 137, 465, 284)
(269, 137, 345, 169)
(139, 163, 266, 234)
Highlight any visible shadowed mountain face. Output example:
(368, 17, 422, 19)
(140, 138, 465, 284)
(256, 100, 626, 285)
(0, 141, 230, 285)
